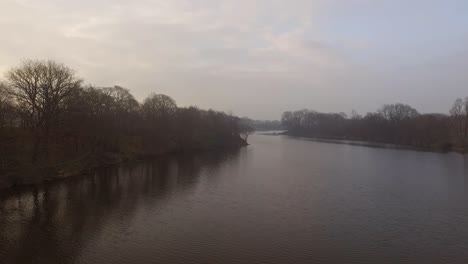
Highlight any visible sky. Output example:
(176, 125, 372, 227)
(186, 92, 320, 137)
(1, 0, 468, 120)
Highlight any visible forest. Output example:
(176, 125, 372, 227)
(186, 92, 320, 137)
(0, 60, 249, 188)
(282, 101, 468, 151)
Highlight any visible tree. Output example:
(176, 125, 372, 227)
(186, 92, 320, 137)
(6, 60, 82, 161)
(281, 110, 309, 132)
(238, 120, 254, 143)
(450, 98, 463, 116)
(142, 93, 177, 120)
(101, 86, 139, 113)
(350, 110, 362, 120)
(0, 59, 249, 182)
(0, 82, 17, 173)
(7, 60, 82, 130)
(450, 98, 465, 142)
(378, 103, 419, 122)
(140, 94, 177, 150)
(280, 102, 459, 147)
(0, 82, 16, 128)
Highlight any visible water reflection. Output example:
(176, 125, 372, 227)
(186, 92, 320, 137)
(2, 135, 468, 264)
(0, 149, 242, 264)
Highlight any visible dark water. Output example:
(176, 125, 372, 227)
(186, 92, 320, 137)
(1, 134, 468, 264)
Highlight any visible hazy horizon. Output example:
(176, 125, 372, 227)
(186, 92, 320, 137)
(1, 0, 468, 119)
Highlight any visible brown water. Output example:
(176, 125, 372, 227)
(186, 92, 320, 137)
(1, 134, 468, 264)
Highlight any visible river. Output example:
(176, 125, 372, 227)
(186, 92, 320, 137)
(1, 134, 468, 263)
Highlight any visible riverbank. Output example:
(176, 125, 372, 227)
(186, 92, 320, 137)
(281, 132, 467, 154)
(0, 140, 247, 191)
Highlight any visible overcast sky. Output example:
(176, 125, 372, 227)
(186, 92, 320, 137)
(1, 0, 468, 119)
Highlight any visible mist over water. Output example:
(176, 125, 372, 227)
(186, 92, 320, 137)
(1, 134, 468, 264)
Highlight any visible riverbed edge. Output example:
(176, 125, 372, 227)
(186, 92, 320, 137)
(280, 132, 467, 154)
(0, 141, 248, 191)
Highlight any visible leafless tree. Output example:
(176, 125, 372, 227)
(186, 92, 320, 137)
(101, 86, 140, 113)
(450, 98, 465, 142)
(464, 97, 468, 143)
(6, 60, 82, 161)
(378, 103, 419, 123)
(7, 60, 82, 129)
(239, 124, 254, 143)
(0, 59, 249, 181)
(0, 82, 16, 128)
(350, 110, 362, 120)
(142, 93, 177, 120)
(281, 102, 457, 148)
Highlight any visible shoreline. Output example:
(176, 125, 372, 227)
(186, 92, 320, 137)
(0, 142, 247, 192)
(276, 132, 467, 154)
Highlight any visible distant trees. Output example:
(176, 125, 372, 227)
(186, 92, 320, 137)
(281, 110, 307, 132)
(0, 59, 247, 178)
(239, 117, 283, 131)
(282, 100, 468, 151)
(281, 110, 347, 138)
(449, 97, 468, 144)
(378, 103, 419, 122)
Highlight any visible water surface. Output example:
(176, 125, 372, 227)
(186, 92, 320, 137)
(1, 134, 468, 263)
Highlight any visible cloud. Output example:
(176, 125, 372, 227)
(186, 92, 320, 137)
(1, 0, 467, 119)
(1, 1, 340, 71)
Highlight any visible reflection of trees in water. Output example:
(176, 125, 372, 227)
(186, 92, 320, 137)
(0, 148, 241, 264)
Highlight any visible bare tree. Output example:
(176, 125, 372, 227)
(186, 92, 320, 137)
(238, 119, 255, 143)
(239, 124, 254, 143)
(142, 93, 177, 120)
(464, 97, 468, 143)
(378, 103, 419, 123)
(0, 60, 251, 180)
(6, 60, 82, 161)
(350, 110, 362, 120)
(0, 82, 16, 128)
(101, 86, 140, 113)
(450, 98, 465, 142)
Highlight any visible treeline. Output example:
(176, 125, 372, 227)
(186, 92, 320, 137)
(240, 118, 283, 131)
(0, 60, 247, 184)
(282, 102, 468, 151)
